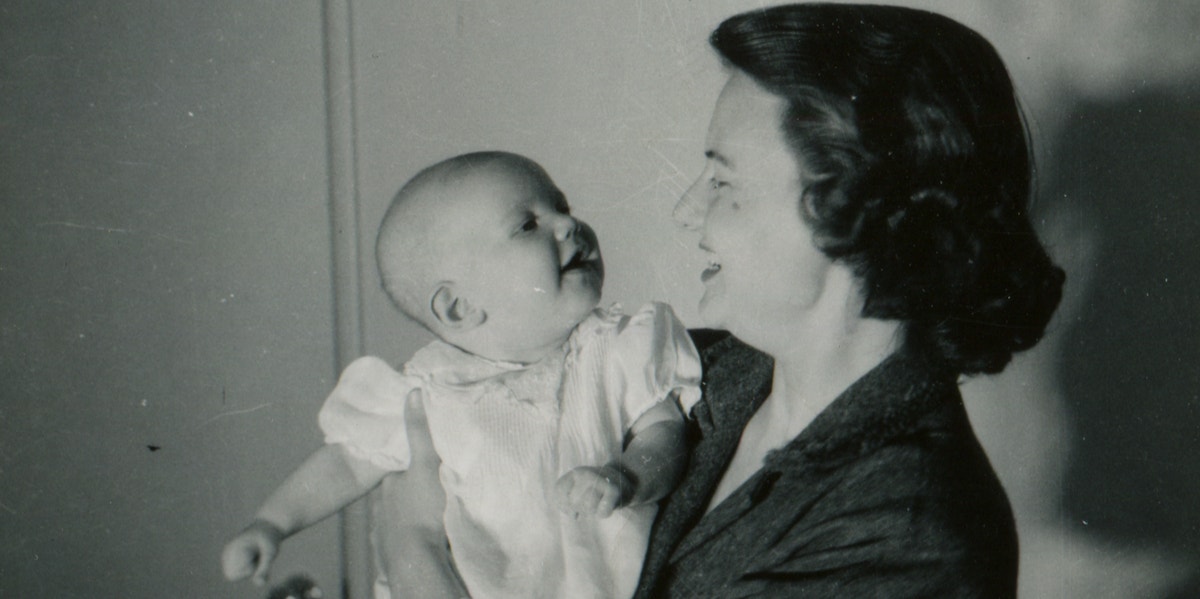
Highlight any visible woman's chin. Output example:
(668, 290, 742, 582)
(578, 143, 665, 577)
(697, 293, 725, 330)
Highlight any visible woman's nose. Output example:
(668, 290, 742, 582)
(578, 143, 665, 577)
(673, 177, 711, 230)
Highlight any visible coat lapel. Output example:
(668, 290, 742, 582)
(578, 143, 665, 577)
(666, 345, 957, 562)
(664, 334, 774, 559)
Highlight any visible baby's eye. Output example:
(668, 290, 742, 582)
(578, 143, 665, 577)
(710, 178, 729, 190)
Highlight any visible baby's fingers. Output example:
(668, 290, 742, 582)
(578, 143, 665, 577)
(564, 472, 621, 517)
(554, 472, 580, 513)
(592, 483, 622, 518)
(250, 541, 277, 586)
(221, 538, 259, 581)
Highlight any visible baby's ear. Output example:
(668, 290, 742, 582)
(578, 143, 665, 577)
(430, 284, 486, 330)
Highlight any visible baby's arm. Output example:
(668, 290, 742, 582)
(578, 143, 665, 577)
(222, 443, 388, 585)
(555, 395, 687, 518)
(375, 393, 471, 599)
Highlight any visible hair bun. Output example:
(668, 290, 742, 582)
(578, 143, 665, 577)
(885, 187, 960, 229)
(910, 187, 958, 210)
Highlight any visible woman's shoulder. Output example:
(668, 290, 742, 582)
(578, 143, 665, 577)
(683, 330, 775, 429)
(796, 390, 1017, 558)
(686, 330, 773, 389)
(686, 328, 775, 365)
(686, 328, 733, 354)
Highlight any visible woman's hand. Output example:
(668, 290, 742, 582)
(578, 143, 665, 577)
(375, 390, 472, 599)
(221, 519, 286, 585)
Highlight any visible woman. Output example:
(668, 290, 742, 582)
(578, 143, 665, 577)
(378, 4, 1063, 598)
(632, 4, 1063, 597)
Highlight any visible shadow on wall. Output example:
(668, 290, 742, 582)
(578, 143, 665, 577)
(1048, 80, 1200, 597)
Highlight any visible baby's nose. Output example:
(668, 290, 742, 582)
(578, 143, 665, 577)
(554, 214, 580, 241)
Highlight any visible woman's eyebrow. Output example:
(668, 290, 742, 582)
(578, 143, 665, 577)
(705, 149, 734, 169)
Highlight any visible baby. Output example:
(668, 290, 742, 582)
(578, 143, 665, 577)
(221, 151, 700, 599)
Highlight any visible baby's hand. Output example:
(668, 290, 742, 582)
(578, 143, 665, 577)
(554, 465, 634, 519)
(222, 519, 286, 585)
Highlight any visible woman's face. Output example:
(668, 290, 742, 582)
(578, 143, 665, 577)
(675, 72, 834, 340)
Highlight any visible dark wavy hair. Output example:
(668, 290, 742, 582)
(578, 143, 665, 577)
(712, 3, 1064, 375)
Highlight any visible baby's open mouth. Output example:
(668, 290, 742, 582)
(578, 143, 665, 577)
(562, 247, 594, 272)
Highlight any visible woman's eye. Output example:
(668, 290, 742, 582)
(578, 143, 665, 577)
(519, 219, 538, 233)
(710, 178, 728, 190)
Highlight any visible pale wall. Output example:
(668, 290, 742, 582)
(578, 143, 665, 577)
(4, 1, 1197, 598)
(1, 2, 339, 597)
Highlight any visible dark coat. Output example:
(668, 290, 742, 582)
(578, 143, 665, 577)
(634, 330, 1018, 598)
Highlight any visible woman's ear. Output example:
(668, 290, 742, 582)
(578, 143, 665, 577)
(430, 284, 486, 330)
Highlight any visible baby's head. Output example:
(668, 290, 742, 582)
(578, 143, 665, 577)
(377, 151, 604, 363)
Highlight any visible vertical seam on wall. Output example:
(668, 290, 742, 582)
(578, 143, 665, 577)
(322, 0, 372, 597)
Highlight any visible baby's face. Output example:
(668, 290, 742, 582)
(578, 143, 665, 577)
(439, 160, 603, 355)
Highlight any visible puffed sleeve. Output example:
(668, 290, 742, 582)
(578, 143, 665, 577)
(317, 355, 419, 472)
(611, 302, 703, 425)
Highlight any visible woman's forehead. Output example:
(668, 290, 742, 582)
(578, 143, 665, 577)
(707, 73, 788, 160)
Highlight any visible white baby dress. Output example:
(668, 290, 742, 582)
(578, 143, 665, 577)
(318, 303, 702, 599)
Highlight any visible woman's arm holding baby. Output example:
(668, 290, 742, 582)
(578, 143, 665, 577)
(222, 443, 388, 585)
(556, 396, 687, 517)
(375, 393, 471, 599)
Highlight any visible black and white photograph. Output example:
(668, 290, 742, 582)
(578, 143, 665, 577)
(3, 1, 1199, 597)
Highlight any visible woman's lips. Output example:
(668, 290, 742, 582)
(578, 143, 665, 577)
(699, 244, 719, 282)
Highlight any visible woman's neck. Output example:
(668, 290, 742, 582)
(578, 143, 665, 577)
(767, 316, 901, 428)
(707, 268, 902, 512)
(744, 266, 903, 428)
(706, 313, 901, 512)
